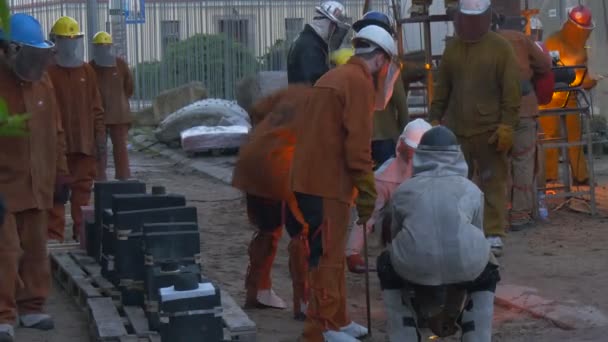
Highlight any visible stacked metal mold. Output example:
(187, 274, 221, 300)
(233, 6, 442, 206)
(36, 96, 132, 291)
(88, 181, 218, 341)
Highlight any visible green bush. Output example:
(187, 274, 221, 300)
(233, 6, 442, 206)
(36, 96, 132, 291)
(132, 34, 260, 100)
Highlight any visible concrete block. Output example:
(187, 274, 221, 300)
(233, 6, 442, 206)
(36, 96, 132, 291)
(235, 71, 287, 115)
(495, 284, 608, 330)
(153, 82, 208, 124)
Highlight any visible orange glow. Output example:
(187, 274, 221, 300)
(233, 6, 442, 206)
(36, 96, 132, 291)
(425, 63, 431, 70)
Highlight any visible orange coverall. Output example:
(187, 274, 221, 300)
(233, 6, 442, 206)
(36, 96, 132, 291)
(47, 63, 104, 241)
(290, 57, 376, 341)
(539, 19, 596, 184)
(0, 65, 68, 325)
(232, 85, 312, 318)
(90, 57, 134, 181)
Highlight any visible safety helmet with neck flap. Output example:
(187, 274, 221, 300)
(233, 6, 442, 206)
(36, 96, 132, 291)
(0, 13, 54, 82)
(454, 0, 492, 43)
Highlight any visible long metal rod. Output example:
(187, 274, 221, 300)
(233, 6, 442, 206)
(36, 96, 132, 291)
(362, 223, 372, 337)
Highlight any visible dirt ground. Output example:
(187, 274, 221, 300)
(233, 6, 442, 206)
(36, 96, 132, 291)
(17, 149, 608, 341)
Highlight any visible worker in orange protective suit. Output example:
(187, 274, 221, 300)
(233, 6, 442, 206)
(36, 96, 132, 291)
(47, 16, 105, 242)
(89, 31, 134, 181)
(0, 13, 69, 342)
(291, 25, 401, 342)
(539, 5, 597, 185)
(232, 85, 314, 321)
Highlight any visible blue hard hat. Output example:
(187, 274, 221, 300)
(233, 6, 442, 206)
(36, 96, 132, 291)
(0, 13, 53, 48)
(352, 11, 395, 35)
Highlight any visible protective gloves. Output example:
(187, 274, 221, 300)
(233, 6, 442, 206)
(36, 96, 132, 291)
(54, 175, 73, 204)
(488, 124, 514, 153)
(353, 171, 377, 225)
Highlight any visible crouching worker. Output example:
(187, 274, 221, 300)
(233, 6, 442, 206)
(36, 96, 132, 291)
(345, 119, 432, 273)
(232, 85, 314, 320)
(377, 126, 500, 342)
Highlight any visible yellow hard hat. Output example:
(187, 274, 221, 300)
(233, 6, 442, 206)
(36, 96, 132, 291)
(92, 31, 112, 44)
(51, 16, 83, 38)
(330, 48, 355, 66)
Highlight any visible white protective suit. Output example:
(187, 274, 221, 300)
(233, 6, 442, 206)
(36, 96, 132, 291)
(389, 144, 490, 286)
(382, 141, 495, 342)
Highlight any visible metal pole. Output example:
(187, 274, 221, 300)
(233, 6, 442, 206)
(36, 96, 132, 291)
(424, 19, 433, 112)
(362, 223, 372, 337)
(86, 0, 99, 61)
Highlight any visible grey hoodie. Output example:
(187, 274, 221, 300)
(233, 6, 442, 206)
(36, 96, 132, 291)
(388, 145, 491, 286)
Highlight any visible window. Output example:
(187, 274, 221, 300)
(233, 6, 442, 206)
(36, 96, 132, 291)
(161, 20, 180, 57)
(218, 19, 250, 47)
(285, 18, 303, 44)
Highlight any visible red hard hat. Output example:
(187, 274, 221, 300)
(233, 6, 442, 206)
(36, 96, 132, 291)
(568, 5, 594, 29)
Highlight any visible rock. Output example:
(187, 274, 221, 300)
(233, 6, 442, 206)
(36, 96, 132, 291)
(155, 98, 251, 144)
(235, 71, 288, 114)
(153, 82, 208, 124)
(132, 106, 156, 127)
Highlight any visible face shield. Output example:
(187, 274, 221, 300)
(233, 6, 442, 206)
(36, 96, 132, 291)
(328, 21, 351, 52)
(374, 55, 402, 110)
(454, 1, 492, 42)
(54, 35, 84, 68)
(93, 44, 116, 67)
(8, 43, 53, 82)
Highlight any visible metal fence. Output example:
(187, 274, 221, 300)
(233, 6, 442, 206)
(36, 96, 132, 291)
(10, 0, 393, 107)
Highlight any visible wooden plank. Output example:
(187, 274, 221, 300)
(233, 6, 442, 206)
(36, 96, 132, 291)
(220, 291, 256, 333)
(52, 252, 87, 278)
(70, 251, 102, 276)
(51, 252, 87, 294)
(88, 297, 128, 339)
(123, 306, 150, 335)
(73, 277, 102, 307)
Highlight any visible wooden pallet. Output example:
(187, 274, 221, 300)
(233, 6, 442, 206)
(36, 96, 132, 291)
(51, 251, 160, 342)
(51, 251, 257, 342)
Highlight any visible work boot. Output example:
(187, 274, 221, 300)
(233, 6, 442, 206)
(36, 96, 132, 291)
(256, 289, 287, 309)
(510, 219, 535, 232)
(346, 254, 366, 274)
(20, 313, 54, 330)
(487, 236, 504, 257)
(294, 300, 307, 321)
(347, 254, 376, 274)
(340, 321, 368, 338)
(323, 330, 360, 342)
(0, 324, 13, 342)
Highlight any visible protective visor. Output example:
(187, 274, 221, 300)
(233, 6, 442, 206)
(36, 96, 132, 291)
(454, 7, 492, 42)
(93, 44, 117, 67)
(54, 36, 84, 68)
(375, 59, 402, 110)
(12, 44, 54, 82)
(329, 22, 351, 51)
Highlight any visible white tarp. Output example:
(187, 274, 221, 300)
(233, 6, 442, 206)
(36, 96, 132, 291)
(155, 98, 251, 144)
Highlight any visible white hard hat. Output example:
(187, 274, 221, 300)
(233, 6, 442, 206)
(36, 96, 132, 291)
(316, 1, 348, 25)
(401, 118, 432, 148)
(459, 0, 491, 15)
(352, 24, 398, 58)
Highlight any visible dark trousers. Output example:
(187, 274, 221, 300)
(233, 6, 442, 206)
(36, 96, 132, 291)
(372, 139, 396, 169)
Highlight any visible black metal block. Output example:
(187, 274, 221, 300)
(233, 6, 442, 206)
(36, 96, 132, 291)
(92, 181, 146, 261)
(112, 207, 198, 306)
(142, 222, 200, 265)
(111, 193, 186, 213)
(159, 280, 223, 342)
(144, 263, 203, 331)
